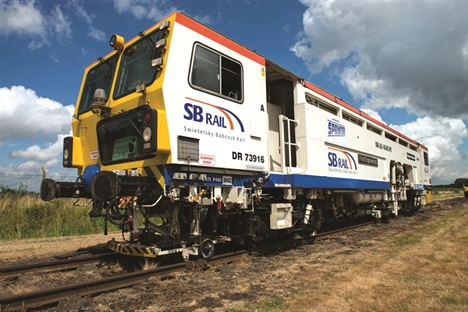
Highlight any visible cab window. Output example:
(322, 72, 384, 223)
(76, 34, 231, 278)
(78, 55, 117, 114)
(114, 29, 166, 99)
(189, 44, 243, 102)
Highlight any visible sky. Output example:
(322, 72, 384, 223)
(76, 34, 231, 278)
(0, 0, 467, 191)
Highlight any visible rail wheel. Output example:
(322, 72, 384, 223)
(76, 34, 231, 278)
(199, 239, 215, 259)
(381, 209, 390, 223)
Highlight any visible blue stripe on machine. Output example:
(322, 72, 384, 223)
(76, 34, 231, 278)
(163, 166, 248, 187)
(264, 173, 390, 190)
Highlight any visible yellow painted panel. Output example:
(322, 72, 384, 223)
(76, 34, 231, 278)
(425, 191, 432, 204)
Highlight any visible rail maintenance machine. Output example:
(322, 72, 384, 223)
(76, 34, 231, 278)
(41, 12, 432, 260)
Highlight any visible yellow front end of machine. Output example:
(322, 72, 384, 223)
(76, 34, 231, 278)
(40, 15, 176, 202)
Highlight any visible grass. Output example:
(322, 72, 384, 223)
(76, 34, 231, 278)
(231, 199, 468, 312)
(0, 191, 109, 240)
(432, 187, 463, 198)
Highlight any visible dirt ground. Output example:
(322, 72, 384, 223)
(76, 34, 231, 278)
(0, 234, 111, 264)
(2, 197, 467, 312)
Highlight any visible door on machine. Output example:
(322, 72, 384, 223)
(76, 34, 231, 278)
(266, 62, 298, 173)
(268, 102, 282, 172)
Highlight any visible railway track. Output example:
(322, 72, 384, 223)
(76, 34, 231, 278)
(0, 217, 374, 279)
(0, 250, 251, 311)
(0, 252, 117, 279)
(4, 197, 459, 312)
(1, 198, 461, 311)
(0, 218, 376, 311)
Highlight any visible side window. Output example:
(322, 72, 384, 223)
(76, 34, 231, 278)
(190, 44, 243, 102)
(191, 46, 220, 93)
(424, 151, 429, 166)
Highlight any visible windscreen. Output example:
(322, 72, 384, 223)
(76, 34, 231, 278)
(78, 55, 117, 114)
(114, 29, 166, 99)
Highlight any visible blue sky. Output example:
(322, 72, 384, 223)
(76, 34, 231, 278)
(0, 0, 467, 191)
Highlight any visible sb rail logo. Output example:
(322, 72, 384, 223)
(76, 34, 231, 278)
(183, 97, 244, 132)
(328, 148, 357, 171)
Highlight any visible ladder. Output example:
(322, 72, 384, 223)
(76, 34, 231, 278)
(279, 114, 299, 174)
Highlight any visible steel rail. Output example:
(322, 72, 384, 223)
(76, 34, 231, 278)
(0, 252, 117, 279)
(0, 251, 240, 311)
(316, 220, 376, 239)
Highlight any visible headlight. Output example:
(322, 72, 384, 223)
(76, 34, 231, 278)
(143, 127, 152, 142)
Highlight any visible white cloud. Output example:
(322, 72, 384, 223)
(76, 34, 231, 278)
(27, 39, 47, 50)
(88, 27, 106, 42)
(360, 108, 386, 125)
(0, 0, 103, 47)
(69, 0, 92, 24)
(0, 0, 45, 37)
(112, 1, 214, 27)
(0, 0, 72, 49)
(0, 86, 74, 141)
(113, 0, 178, 21)
(0, 85, 75, 191)
(390, 117, 467, 185)
(51, 4, 72, 42)
(292, 0, 468, 119)
(49, 50, 59, 63)
(69, 0, 106, 42)
(9, 133, 68, 162)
